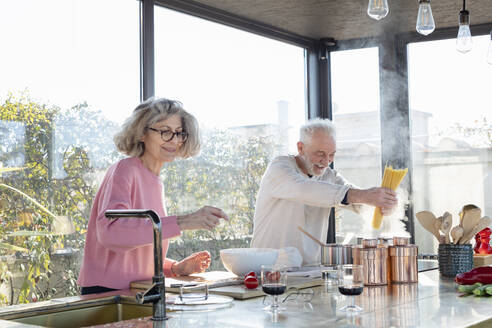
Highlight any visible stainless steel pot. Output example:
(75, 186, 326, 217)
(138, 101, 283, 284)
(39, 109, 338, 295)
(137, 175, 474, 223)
(320, 244, 353, 265)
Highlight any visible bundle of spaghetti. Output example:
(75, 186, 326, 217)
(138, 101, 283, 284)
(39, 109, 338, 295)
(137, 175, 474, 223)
(371, 165, 408, 230)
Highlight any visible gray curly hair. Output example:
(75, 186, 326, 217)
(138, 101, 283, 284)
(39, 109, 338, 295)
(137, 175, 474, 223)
(114, 97, 200, 158)
(299, 118, 336, 144)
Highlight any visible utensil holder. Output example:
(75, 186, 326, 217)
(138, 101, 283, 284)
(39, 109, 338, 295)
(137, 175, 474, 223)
(438, 244, 473, 277)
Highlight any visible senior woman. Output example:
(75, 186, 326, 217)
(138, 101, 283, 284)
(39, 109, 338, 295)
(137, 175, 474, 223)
(78, 97, 228, 295)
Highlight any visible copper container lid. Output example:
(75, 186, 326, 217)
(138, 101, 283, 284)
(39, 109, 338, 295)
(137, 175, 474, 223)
(354, 244, 388, 259)
(389, 237, 418, 256)
(362, 238, 378, 248)
(393, 236, 410, 246)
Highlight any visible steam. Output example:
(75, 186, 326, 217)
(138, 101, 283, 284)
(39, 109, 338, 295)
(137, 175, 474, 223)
(360, 187, 411, 239)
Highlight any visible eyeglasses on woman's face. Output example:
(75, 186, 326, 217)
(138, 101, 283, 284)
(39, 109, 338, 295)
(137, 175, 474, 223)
(148, 128, 188, 143)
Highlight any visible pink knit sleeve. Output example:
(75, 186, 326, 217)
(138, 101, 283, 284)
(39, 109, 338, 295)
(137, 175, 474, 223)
(163, 258, 177, 277)
(94, 164, 181, 253)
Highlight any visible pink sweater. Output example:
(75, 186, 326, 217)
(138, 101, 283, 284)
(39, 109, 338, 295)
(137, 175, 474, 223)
(77, 157, 181, 289)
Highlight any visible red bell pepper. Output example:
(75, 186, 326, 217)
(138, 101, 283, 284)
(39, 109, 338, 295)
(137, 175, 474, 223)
(455, 266, 492, 285)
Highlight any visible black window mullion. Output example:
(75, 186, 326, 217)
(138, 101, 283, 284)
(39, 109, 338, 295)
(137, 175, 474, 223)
(140, 0, 155, 101)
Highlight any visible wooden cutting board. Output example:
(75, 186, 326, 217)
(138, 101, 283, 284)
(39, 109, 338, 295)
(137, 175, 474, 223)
(131, 271, 239, 290)
(130, 271, 323, 300)
(473, 254, 492, 267)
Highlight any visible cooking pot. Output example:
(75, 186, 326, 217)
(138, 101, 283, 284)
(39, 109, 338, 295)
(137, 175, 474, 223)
(320, 244, 353, 265)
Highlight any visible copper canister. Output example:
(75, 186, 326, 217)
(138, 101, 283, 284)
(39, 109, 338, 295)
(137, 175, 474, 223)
(352, 239, 388, 286)
(389, 236, 418, 283)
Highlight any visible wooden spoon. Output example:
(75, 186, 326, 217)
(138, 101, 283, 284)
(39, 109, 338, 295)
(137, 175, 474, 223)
(460, 205, 481, 242)
(416, 211, 442, 243)
(460, 204, 480, 224)
(440, 212, 452, 244)
(297, 226, 326, 247)
(450, 226, 464, 244)
(434, 216, 445, 244)
(460, 216, 492, 244)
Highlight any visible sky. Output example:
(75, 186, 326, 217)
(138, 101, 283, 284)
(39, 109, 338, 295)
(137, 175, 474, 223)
(0, 0, 140, 123)
(0, 0, 490, 140)
(408, 36, 492, 131)
(0, 0, 305, 133)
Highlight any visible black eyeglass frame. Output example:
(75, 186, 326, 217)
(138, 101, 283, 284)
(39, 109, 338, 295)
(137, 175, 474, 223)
(148, 127, 189, 143)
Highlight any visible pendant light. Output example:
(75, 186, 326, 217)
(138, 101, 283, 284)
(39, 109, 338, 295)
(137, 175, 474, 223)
(416, 0, 436, 36)
(367, 0, 389, 20)
(456, 0, 473, 53)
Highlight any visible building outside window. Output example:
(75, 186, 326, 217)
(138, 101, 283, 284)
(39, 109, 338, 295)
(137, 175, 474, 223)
(408, 35, 492, 254)
(154, 6, 306, 268)
(331, 47, 389, 241)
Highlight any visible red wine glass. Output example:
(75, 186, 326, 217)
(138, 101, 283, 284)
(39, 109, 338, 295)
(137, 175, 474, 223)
(338, 264, 364, 313)
(261, 265, 287, 312)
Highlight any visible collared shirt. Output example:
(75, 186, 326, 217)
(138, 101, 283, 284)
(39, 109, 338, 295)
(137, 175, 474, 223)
(251, 155, 360, 265)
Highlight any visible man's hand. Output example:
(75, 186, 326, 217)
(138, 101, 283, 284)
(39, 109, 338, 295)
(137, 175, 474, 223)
(177, 206, 229, 231)
(171, 251, 211, 276)
(381, 206, 397, 216)
(347, 187, 397, 209)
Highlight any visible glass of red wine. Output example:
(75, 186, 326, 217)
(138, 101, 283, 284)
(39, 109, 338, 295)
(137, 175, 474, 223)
(338, 264, 364, 313)
(261, 265, 287, 312)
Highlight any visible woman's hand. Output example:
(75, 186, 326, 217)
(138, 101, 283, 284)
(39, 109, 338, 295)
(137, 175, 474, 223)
(171, 251, 211, 276)
(177, 206, 229, 231)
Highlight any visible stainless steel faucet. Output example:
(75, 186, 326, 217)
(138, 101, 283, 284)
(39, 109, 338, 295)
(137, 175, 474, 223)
(105, 209, 168, 321)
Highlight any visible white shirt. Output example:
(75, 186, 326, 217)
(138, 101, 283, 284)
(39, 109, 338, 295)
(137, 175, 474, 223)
(251, 155, 360, 265)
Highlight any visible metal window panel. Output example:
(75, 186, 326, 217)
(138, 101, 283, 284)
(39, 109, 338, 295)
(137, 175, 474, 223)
(140, 0, 155, 101)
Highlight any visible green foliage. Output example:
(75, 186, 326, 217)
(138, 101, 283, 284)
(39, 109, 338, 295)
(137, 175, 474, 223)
(0, 93, 117, 305)
(450, 116, 492, 147)
(1, 91, 278, 303)
(0, 93, 59, 305)
(164, 129, 276, 269)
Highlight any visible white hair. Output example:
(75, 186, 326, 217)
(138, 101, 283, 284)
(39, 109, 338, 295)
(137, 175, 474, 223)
(299, 118, 336, 144)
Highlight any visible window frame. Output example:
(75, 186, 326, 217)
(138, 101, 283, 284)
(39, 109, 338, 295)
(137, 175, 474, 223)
(142, 0, 492, 246)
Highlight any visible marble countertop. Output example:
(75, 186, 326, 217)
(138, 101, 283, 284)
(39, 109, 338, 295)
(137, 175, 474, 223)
(2, 268, 492, 328)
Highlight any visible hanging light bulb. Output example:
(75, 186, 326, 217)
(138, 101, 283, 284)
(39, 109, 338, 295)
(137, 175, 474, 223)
(416, 0, 436, 36)
(487, 31, 492, 65)
(456, 0, 473, 53)
(367, 0, 389, 20)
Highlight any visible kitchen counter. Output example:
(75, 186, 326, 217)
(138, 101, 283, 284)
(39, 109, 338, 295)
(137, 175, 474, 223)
(1, 268, 491, 328)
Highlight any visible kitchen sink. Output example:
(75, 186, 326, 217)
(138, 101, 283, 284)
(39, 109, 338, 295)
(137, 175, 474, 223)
(3, 296, 153, 328)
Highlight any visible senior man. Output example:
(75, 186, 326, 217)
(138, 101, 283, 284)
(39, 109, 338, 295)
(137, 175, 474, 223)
(251, 118, 397, 265)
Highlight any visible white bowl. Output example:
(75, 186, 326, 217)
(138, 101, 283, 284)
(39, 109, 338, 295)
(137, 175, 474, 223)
(220, 248, 279, 277)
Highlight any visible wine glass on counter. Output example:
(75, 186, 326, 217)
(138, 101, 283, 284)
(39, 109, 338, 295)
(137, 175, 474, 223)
(261, 265, 287, 312)
(338, 264, 364, 313)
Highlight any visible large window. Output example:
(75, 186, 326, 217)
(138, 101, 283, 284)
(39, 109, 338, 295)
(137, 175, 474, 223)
(330, 47, 384, 241)
(0, 0, 139, 305)
(154, 6, 306, 268)
(409, 35, 492, 254)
